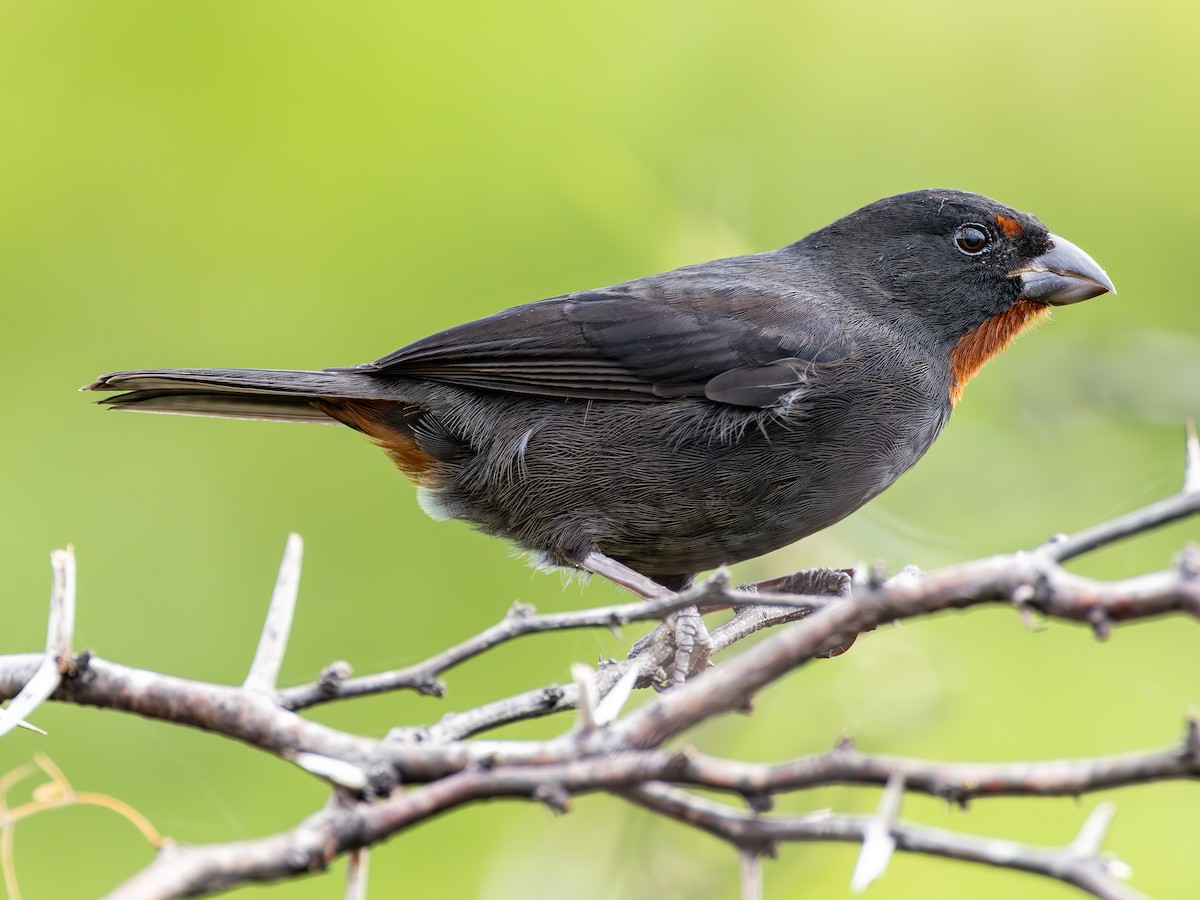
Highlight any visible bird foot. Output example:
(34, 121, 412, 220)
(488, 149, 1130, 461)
(629, 604, 713, 685)
(580, 551, 710, 684)
(751, 566, 853, 598)
(744, 566, 855, 656)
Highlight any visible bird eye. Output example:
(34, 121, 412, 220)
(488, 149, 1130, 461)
(954, 225, 989, 255)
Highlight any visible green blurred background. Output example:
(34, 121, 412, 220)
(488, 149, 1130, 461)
(1, 1, 1197, 897)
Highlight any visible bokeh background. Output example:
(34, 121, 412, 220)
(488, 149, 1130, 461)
(1, 2, 1198, 897)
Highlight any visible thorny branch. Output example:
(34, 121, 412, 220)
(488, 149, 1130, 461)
(1, 427, 1199, 899)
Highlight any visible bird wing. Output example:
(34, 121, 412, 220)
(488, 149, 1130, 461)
(342, 269, 855, 410)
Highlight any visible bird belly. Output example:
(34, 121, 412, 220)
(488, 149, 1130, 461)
(412, 379, 949, 578)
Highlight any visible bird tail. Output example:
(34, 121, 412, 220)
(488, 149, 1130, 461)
(83, 368, 390, 424)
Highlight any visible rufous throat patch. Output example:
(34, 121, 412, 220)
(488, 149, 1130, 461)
(949, 299, 1049, 406)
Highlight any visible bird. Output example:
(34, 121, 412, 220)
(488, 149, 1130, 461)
(85, 189, 1113, 650)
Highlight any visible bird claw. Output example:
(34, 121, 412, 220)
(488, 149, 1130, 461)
(668, 605, 713, 684)
(630, 603, 712, 685)
(754, 566, 853, 598)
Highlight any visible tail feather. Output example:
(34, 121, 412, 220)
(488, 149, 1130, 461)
(83, 367, 393, 424)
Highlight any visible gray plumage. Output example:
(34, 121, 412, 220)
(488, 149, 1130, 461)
(85, 190, 1113, 588)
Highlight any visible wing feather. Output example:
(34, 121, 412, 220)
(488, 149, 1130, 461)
(341, 256, 854, 408)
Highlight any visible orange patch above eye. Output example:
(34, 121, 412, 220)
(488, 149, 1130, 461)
(994, 213, 1024, 239)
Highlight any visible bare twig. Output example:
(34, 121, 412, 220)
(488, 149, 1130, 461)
(0, 548, 76, 738)
(278, 577, 823, 709)
(673, 715, 1200, 804)
(1041, 424, 1200, 563)
(623, 783, 1145, 900)
(3, 438, 1200, 898)
(94, 722, 1185, 899)
(244, 533, 303, 694)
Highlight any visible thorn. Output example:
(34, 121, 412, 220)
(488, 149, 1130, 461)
(707, 566, 732, 590)
(319, 660, 353, 691)
(48, 547, 77, 661)
(1185, 419, 1200, 494)
(0, 548, 77, 739)
(1011, 584, 1036, 606)
(834, 732, 855, 752)
(593, 663, 640, 726)
(472, 752, 499, 771)
(1014, 600, 1044, 632)
(346, 847, 370, 900)
(744, 792, 773, 814)
(1070, 803, 1132, 882)
(943, 785, 971, 810)
(850, 773, 903, 893)
(867, 561, 890, 588)
(606, 612, 625, 638)
(1086, 607, 1112, 641)
(365, 762, 400, 798)
(1183, 711, 1200, 760)
(1071, 801, 1116, 857)
(738, 849, 763, 900)
(506, 600, 536, 620)
(243, 533, 303, 694)
(533, 783, 571, 814)
(417, 678, 447, 698)
(540, 685, 566, 706)
(849, 562, 869, 590)
(1176, 544, 1200, 580)
(1105, 856, 1135, 881)
(572, 663, 598, 732)
(293, 753, 368, 790)
(877, 772, 904, 825)
(883, 565, 922, 588)
(384, 725, 430, 743)
(57, 652, 82, 678)
(1010, 582, 1050, 634)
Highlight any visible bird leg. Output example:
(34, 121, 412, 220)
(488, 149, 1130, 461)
(579, 551, 675, 600)
(580, 551, 711, 685)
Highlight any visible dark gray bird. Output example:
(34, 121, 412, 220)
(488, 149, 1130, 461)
(85, 189, 1113, 602)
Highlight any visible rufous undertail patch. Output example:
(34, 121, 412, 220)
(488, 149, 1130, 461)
(948, 299, 1049, 406)
(313, 397, 440, 486)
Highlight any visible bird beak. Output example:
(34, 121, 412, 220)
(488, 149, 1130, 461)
(1009, 233, 1116, 305)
